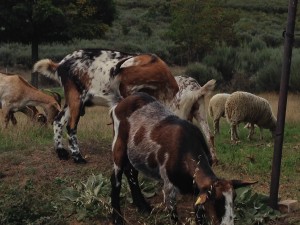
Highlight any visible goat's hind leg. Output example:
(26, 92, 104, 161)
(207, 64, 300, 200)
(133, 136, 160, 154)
(66, 98, 87, 163)
(111, 169, 124, 225)
(53, 106, 70, 160)
(124, 163, 152, 214)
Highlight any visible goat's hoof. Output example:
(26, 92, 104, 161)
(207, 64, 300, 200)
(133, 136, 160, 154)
(56, 148, 70, 160)
(112, 217, 124, 225)
(72, 153, 87, 164)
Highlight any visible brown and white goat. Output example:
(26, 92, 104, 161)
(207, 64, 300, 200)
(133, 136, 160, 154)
(33, 49, 217, 164)
(7, 105, 47, 126)
(0, 73, 61, 127)
(109, 92, 255, 225)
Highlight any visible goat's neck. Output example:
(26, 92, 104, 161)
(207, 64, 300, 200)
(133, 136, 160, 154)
(186, 154, 217, 191)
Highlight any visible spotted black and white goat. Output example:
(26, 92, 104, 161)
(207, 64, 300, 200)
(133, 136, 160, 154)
(109, 91, 255, 225)
(33, 49, 217, 164)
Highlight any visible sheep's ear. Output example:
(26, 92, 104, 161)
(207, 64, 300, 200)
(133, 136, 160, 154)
(231, 180, 258, 189)
(195, 193, 208, 206)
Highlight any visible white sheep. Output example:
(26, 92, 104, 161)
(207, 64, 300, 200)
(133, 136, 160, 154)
(208, 93, 230, 135)
(225, 91, 276, 141)
(0, 72, 61, 127)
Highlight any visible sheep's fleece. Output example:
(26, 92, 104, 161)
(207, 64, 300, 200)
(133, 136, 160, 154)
(225, 91, 276, 130)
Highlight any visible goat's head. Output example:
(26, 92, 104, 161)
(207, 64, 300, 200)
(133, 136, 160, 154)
(195, 179, 256, 225)
(45, 102, 61, 124)
(35, 113, 47, 125)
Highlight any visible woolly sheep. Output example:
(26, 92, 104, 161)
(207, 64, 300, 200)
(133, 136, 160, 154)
(208, 93, 230, 135)
(225, 91, 276, 141)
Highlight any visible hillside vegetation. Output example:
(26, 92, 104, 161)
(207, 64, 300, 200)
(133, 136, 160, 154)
(1, 0, 300, 92)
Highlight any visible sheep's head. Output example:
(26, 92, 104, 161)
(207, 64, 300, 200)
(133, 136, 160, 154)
(195, 179, 256, 225)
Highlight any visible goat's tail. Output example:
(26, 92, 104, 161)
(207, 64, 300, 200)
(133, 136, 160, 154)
(33, 59, 61, 85)
(107, 76, 123, 108)
(175, 79, 216, 119)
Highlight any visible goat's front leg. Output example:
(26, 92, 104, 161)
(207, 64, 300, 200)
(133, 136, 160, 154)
(124, 164, 152, 214)
(162, 178, 179, 223)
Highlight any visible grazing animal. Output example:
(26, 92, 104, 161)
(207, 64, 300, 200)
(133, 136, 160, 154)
(174, 76, 217, 163)
(0, 72, 61, 127)
(33, 49, 217, 164)
(208, 93, 231, 135)
(17, 106, 47, 125)
(225, 91, 276, 141)
(109, 92, 255, 225)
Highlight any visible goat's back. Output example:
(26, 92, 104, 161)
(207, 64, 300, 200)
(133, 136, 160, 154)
(112, 93, 212, 187)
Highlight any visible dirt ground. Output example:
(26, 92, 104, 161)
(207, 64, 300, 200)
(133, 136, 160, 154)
(0, 139, 298, 225)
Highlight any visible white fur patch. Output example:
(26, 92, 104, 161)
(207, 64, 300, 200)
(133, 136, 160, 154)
(221, 190, 234, 225)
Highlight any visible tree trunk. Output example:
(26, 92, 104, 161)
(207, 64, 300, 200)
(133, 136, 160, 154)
(31, 39, 39, 88)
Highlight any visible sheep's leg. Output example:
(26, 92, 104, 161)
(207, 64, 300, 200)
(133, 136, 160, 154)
(259, 127, 264, 140)
(230, 123, 239, 141)
(214, 118, 220, 135)
(53, 105, 70, 160)
(111, 169, 124, 225)
(124, 164, 152, 214)
(247, 123, 255, 140)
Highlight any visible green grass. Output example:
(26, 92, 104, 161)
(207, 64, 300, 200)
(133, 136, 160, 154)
(211, 119, 300, 202)
(0, 97, 299, 224)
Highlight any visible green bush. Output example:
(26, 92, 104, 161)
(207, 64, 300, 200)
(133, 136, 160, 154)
(255, 50, 282, 92)
(185, 62, 221, 86)
(203, 45, 237, 82)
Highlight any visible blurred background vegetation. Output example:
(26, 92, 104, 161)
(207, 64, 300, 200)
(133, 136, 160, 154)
(0, 0, 300, 93)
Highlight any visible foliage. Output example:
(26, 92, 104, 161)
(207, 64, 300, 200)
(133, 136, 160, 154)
(234, 187, 282, 225)
(0, 0, 116, 44)
(185, 62, 222, 86)
(169, 0, 239, 63)
(202, 44, 237, 82)
(62, 174, 112, 221)
(62, 173, 159, 221)
(0, 180, 65, 225)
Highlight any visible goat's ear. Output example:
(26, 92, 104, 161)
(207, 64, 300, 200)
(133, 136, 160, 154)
(195, 193, 208, 206)
(200, 79, 216, 94)
(231, 180, 258, 189)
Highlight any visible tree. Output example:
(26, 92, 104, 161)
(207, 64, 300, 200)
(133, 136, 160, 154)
(0, 0, 116, 86)
(169, 0, 239, 64)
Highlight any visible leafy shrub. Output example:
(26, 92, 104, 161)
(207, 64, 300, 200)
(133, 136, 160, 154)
(203, 45, 237, 82)
(255, 50, 282, 92)
(62, 174, 112, 221)
(0, 180, 65, 225)
(234, 187, 282, 225)
(290, 49, 300, 91)
(185, 62, 221, 86)
(62, 173, 159, 221)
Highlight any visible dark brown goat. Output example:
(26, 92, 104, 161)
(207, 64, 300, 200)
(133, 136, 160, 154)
(110, 92, 255, 225)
